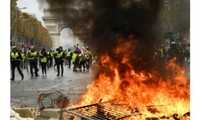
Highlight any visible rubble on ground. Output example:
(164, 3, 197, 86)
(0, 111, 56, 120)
(10, 108, 34, 120)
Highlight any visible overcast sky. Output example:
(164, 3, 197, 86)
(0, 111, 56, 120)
(17, 0, 45, 24)
(17, 0, 75, 49)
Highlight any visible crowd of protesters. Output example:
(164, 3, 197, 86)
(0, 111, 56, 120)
(10, 45, 93, 81)
(154, 42, 190, 67)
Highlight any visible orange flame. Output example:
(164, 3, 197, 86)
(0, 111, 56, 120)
(71, 39, 190, 118)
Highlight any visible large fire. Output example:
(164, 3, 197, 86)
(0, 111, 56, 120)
(70, 37, 190, 119)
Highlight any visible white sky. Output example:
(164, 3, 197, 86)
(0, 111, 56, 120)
(17, 0, 45, 25)
(17, 0, 75, 49)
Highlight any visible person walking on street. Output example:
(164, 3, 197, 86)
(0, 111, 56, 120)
(39, 48, 48, 77)
(72, 50, 79, 72)
(53, 49, 58, 70)
(66, 49, 73, 68)
(20, 51, 25, 69)
(28, 46, 39, 77)
(10, 46, 24, 81)
(54, 46, 65, 76)
(47, 49, 53, 68)
(85, 46, 92, 72)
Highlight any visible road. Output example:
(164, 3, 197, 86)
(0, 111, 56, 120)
(11, 62, 190, 108)
(11, 65, 95, 107)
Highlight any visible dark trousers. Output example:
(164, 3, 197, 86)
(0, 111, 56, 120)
(29, 61, 38, 77)
(85, 59, 91, 70)
(41, 62, 47, 74)
(79, 60, 86, 71)
(56, 62, 63, 76)
(11, 63, 23, 80)
(67, 57, 71, 68)
(47, 58, 53, 68)
(73, 57, 79, 71)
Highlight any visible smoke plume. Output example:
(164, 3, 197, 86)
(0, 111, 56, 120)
(39, 0, 162, 73)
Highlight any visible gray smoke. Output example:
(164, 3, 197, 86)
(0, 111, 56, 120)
(39, 0, 162, 73)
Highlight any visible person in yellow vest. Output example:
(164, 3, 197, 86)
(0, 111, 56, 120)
(20, 51, 25, 68)
(66, 49, 73, 68)
(157, 46, 166, 65)
(85, 46, 92, 71)
(39, 48, 48, 77)
(10, 46, 24, 81)
(28, 46, 39, 77)
(72, 50, 79, 72)
(79, 48, 87, 72)
(47, 49, 53, 68)
(54, 46, 65, 76)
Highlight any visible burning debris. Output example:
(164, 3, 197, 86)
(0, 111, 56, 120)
(63, 101, 190, 120)
(66, 40, 190, 119)
(38, 0, 190, 119)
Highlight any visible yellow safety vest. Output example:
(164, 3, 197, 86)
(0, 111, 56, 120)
(11, 52, 20, 61)
(47, 51, 53, 57)
(159, 49, 164, 57)
(21, 53, 25, 61)
(41, 56, 47, 63)
(72, 53, 77, 62)
(55, 51, 64, 58)
(28, 51, 37, 60)
(66, 51, 72, 57)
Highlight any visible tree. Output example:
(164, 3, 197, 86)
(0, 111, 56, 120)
(11, 1, 52, 48)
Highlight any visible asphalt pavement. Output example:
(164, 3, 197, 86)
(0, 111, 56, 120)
(11, 65, 95, 107)
(11, 62, 190, 108)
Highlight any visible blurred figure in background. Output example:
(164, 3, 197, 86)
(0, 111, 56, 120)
(79, 47, 87, 72)
(54, 46, 65, 76)
(10, 46, 24, 81)
(28, 46, 39, 77)
(85, 46, 93, 72)
(72, 48, 79, 72)
(47, 49, 53, 68)
(66, 48, 73, 68)
(39, 48, 48, 77)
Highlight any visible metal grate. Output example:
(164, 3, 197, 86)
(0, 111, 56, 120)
(61, 102, 190, 120)
(62, 102, 136, 120)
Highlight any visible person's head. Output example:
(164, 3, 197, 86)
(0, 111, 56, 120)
(30, 46, 35, 51)
(59, 46, 63, 51)
(12, 46, 17, 51)
(68, 48, 71, 51)
(41, 48, 45, 52)
(85, 46, 90, 51)
(171, 41, 176, 48)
